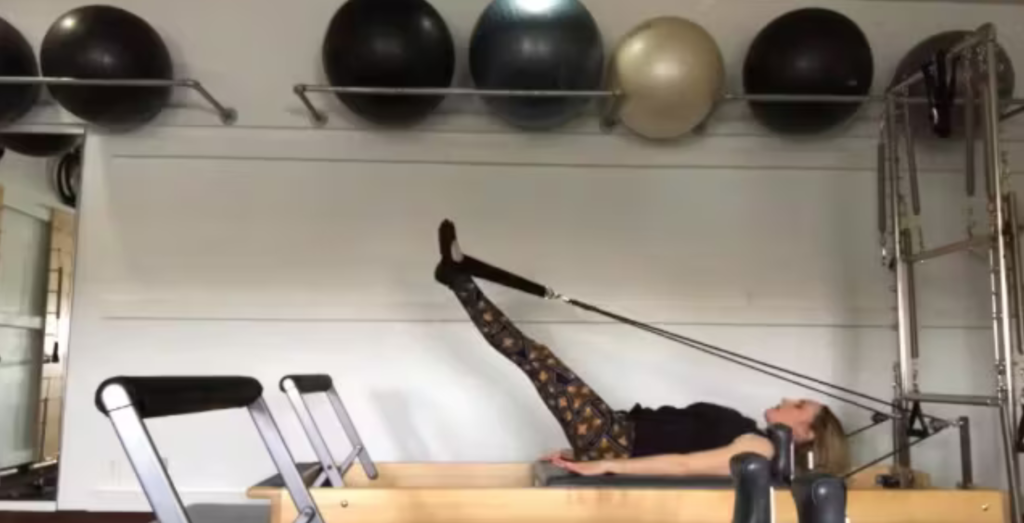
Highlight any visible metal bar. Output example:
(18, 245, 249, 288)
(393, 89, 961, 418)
(887, 96, 914, 484)
(0, 76, 236, 124)
(248, 398, 324, 523)
(1010, 193, 1024, 356)
(983, 86, 997, 201)
(909, 236, 992, 263)
(906, 233, 921, 360)
(325, 388, 378, 480)
(101, 384, 191, 523)
(339, 445, 363, 474)
(958, 417, 974, 489)
(904, 392, 1001, 407)
(281, 380, 345, 487)
(298, 83, 1024, 105)
(292, 81, 1024, 125)
(294, 85, 329, 125)
(844, 423, 948, 480)
(901, 100, 921, 216)
(888, 24, 994, 94)
(301, 84, 618, 98)
(845, 418, 889, 439)
(890, 99, 915, 404)
(181, 79, 238, 125)
(1002, 104, 1024, 122)
(999, 403, 1021, 521)
(877, 140, 888, 237)
(965, 59, 977, 197)
(983, 35, 1023, 523)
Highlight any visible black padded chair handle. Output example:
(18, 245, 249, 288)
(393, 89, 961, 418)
(767, 424, 794, 484)
(280, 374, 333, 393)
(95, 376, 263, 419)
(792, 473, 847, 523)
(731, 453, 772, 523)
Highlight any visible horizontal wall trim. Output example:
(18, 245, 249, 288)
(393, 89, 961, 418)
(97, 295, 991, 329)
(0, 313, 45, 331)
(103, 126, 1024, 174)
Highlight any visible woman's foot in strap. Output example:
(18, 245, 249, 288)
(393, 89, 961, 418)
(435, 219, 467, 287)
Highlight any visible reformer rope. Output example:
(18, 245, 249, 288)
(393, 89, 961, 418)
(457, 253, 953, 427)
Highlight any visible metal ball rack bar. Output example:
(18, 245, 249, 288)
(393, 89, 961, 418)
(0, 76, 237, 125)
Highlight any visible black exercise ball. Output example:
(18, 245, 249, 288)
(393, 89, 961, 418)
(891, 30, 1014, 138)
(0, 133, 82, 157)
(41, 6, 173, 128)
(323, 0, 455, 126)
(470, 0, 604, 130)
(0, 17, 41, 127)
(744, 8, 874, 134)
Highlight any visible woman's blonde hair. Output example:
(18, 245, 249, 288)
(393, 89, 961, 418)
(796, 406, 850, 476)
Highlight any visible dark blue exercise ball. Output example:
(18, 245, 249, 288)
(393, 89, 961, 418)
(743, 8, 873, 134)
(323, 0, 455, 126)
(41, 6, 173, 128)
(0, 17, 40, 127)
(470, 0, 604, 130)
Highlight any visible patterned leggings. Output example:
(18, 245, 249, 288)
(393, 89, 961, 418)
(449, 275, 635, 461)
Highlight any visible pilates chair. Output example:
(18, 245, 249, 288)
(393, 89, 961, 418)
(96, 376, 325, 523)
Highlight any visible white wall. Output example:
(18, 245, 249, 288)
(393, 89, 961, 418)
(0, 0, 1015, 511)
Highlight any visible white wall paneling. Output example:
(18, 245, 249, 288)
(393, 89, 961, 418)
(0, 0, 1007, 512)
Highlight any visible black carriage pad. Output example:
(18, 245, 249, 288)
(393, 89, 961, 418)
(95, 376, 263, 419)
(533, 461, 771, 489)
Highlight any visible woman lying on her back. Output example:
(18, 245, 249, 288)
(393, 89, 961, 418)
(434, 221, 849, 477)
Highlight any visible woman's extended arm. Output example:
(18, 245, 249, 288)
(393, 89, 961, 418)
(551, 434, 774, 477)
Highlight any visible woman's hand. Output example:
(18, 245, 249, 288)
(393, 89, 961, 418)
(549, 456, 614, 476)
(540, 449, 574, 462)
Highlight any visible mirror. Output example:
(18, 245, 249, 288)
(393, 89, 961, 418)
(0, 131, 82, 502)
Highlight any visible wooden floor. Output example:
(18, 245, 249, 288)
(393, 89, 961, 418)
(0, 513, 153, 523)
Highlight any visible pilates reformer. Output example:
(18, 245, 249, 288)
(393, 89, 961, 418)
(95, 375, 843, 523)
(241, 374, 1000, 523)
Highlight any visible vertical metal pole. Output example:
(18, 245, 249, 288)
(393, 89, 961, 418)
(281, 383, 346, 487)
(887, 97, 914, 482)
(106, 404, 191, 523)
(326, 388, 378, 480)
(984, 35, 1023, 522)
(958, 417, 974, 489)
(906, 233, 921, 361)
(248, 399, 325, 523)
(965, 58, 977, 198)
(1009, 194, 1024, 356)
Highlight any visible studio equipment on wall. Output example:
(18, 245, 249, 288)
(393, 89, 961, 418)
(891, 30, 1015, 139)
(606, 17, 724, 140)
(322, 0, 455, 126)
(469, 0, 604, 130)
(743, 8, 874, 134)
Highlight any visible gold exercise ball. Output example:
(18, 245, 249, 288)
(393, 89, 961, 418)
(609, 17, 724, 140)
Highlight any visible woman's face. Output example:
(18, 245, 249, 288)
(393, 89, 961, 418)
(764, 398, 822, 443)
